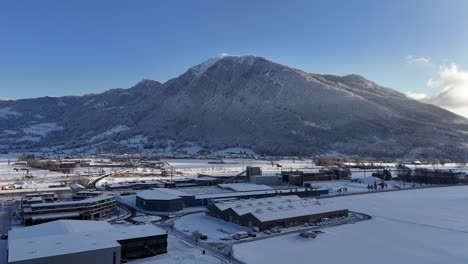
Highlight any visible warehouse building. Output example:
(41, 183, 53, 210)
(8, 220, 168, 264)
(136, 188, 195, 212)
(22, 195, 116, 225)
(134, 184, 328, 212)
(207, 195, 348, 230)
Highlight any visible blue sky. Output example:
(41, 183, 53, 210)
(1, 0, 468, 115)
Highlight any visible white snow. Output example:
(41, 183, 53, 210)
(212, 148, 256, 156)
(14, 135, 41, 142)
(218, 183, 272, 192)
(132, 215, 162, 223)
(174, 212, 251, 242)
(1, 130, 18, 135)
(9, 220, 165, 263)
(303, 120, 330, 130)
(190, 53, 236, 77)
(0, 107, 22, 118)
(22, 123, 64, 137)
(181, 145, 204, 155)
(119, 135, 148, 149)
(88, 125, 129, 142)
(136, 188, 191, 201)
(130, 235, 220, 264)
(235, 186, 468, 264)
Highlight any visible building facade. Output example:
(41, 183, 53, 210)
(22, 195, 116, 225)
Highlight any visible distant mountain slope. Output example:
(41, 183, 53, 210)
(1, 55, 467, 160)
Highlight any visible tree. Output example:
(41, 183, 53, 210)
(166, 221, 175, 232)
(224, 244, 235, 263)
(192, 230, 201, 246)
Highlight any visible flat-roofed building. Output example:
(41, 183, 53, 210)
(207, 195, 348, 230)
(72, 190, 103, 200)
(8, 220, 167, 264)
(136, 188, 194, 212)
(22, 195, 116, 225)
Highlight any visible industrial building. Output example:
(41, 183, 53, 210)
(134, 184, 328, 212)
(22, 195, 116, 225)
(8, 220, 168, 264)
(105, 180, 163, 191)
(72, 190, 103, 200)
(207, 195, 348, 230)
(136, 188, 195, 212)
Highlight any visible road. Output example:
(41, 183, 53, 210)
(231, 212, 371, 245)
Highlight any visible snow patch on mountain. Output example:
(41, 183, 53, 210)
(0, 107, 22, 118)
(181, 145, 204, 155)
(14, 135, 41, 142)
(1, 130, 18, 135)
(303, 121, 331, 130)
(88, 125, 129, 142)
(22, 123, 64, 137)
(190, 55, 229, 77)
(191, 54, 256, 77)
(119, 135, 147, 149)
(91, 100, 109, 110)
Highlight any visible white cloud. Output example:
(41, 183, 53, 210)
(405, 92, 429, 100)
(405, 55, 433, 67)
(409, 63, 468, 118)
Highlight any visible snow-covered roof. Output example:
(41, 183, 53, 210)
(212, 195, 347, 223)
(136, 188, 192, 201)
(196, 176, 218, 181)
(8, 220, 166, 263)
(69, 183, 85, 190)
(27, 197, 43, 202)
(196, 187, 307, 200)
(30, 194, 113, 208)
(218, 183, 273, 192)
(9, 219, 111, 240)
(198, 172, 245, 178)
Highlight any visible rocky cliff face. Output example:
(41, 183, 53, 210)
(1, 55, 467, 160)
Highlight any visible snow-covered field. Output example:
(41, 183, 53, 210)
(234, 186, 468, 264)
(0, 159, 69, 181)
(311, 176, 419, 194)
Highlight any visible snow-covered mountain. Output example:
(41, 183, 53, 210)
(1, 55, 467, 160)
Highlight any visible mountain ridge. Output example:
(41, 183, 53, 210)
(1, 55, 467, 160)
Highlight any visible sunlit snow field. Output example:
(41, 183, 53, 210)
(235, 186, 468, 264)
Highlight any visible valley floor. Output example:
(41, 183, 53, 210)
(234, 186, 468, 264)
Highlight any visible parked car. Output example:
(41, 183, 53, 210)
(263, 230, 272, 235)
(271, 228, 281, 233)
(233, 231, 249, 240)
(200, 234, 208, 240)
(220, 236, 232, 241)
(299, 232, 317, 239)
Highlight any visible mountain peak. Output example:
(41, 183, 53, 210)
(190, 54, 264, 77)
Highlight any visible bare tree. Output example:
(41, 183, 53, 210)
(166, 221, 175, 232)
(224, 244, 234, 263)
(192, 230, 201, 246)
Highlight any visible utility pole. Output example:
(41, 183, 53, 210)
(171, 166, 174, 184)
